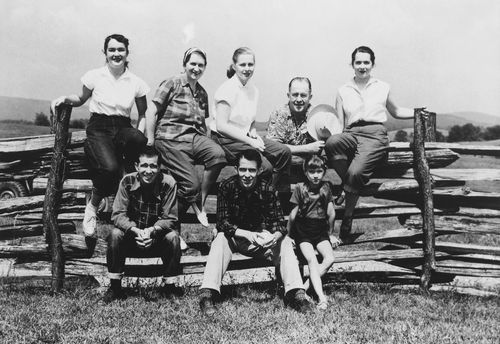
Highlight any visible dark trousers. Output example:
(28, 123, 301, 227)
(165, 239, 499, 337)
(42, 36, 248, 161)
(84, 114, 147, 196)
(106, 228, 181, 279)
(211, 133, 291, 178)
(324, 123, 389, 194)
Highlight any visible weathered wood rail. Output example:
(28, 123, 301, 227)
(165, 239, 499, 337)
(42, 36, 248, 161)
(1, 108, 499, 295)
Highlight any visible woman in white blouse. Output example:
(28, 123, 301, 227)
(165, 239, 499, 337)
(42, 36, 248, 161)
(210, 47, 291, 185)
(51, 34, 149, 238)
(325, 46, 428, 243)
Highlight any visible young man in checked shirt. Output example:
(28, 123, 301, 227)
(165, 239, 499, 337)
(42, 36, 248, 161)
(199, 149, 311, 314)
(104, 145, 181, 302)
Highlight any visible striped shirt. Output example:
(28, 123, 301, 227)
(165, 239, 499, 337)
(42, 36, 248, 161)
(216, 175, 287, 238)
(152, 73, 209, 142)
(112, 172, 178, 238)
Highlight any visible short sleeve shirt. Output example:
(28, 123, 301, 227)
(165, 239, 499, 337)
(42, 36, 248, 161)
(152, 73, 209, 142)
(210, 75, 259, 134)
(289, 182, 334, 220)
(266, 103, 313, 145)
(81, 66, 150, 117)
(337, 78, 390, 126)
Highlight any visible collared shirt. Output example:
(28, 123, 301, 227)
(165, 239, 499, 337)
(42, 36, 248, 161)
(266, 103, 314, 145)
(290, 181, 334, 220)
(210, 75, 259, 134)
(81, 66, 150, 118)
(152, 73, 209, 142)
(337, 77, 390, 126)
(112, 172, 178, 238)
(216, 175, 287, 238)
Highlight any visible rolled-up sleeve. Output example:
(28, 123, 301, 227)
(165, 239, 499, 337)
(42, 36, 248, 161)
(152, 177, 178, 238)
(266, 108, 284, 143)
(111, 177, 137, 233)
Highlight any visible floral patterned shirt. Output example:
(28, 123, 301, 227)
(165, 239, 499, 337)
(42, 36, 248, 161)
(266, 104, 314, 145)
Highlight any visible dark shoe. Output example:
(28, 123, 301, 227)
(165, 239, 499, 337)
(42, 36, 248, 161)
(339, 217, 362, 244)
(199, 289, 217, 315)
(163, 284, 184, 297)
(102, 287, 127, 303)
(285, 289, 312, 313)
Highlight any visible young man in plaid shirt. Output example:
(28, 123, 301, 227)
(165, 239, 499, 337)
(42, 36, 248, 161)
(199, 149, 311, 314)
(104, 145, 181, 302)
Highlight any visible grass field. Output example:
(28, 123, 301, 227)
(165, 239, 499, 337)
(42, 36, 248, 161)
(0, 279, 499, 344)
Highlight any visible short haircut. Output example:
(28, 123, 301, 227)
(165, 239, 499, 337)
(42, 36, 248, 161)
(288, 77, 312, 93)
(138, 145, 159, 160)
(303, 154, 326, 172)
(236, 149, 262, 169)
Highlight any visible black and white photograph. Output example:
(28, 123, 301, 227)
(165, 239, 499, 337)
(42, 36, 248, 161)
(0, 0, 499, 343)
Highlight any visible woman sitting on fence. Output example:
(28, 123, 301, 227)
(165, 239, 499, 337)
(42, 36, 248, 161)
(210, 47, 291, 186)
(145, 48, 226, 230)
(287, 155, 337, 310)
(325, 46, 428, 243)
(51, 34, 150, 238)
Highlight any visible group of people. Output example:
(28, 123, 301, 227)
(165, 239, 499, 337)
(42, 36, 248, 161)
(51, 33, 427, 313)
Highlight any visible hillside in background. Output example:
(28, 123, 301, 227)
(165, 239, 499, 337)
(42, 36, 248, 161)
(2, 95, 499, 132)
(0, 96, 90, 121)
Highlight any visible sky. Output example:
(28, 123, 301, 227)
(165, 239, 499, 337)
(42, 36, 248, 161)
(1, 0, 500, 122)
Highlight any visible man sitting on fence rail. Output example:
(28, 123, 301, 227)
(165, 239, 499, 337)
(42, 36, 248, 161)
(198, 149, 311, 314)
(266, 77, 325, 157)
(105, 145, 181, 302)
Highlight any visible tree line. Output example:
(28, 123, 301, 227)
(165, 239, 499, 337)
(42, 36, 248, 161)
(33, 112, 88, 129)
(394, 123, 500, 143)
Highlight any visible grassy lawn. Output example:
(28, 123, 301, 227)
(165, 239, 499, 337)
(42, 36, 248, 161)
(0, 279, 499, 344)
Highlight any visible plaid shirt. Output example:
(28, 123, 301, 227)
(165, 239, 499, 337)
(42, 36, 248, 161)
(216, 175, 287, 238)
(267, 103, 314, 145)
(152, 73, 209, 142)
(112, 172, 178, 238)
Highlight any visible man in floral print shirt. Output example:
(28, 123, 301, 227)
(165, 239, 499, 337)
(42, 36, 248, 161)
(267, 77, 325, 157)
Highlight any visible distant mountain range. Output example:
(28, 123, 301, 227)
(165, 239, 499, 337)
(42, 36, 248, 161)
(1, 95, 499, 132)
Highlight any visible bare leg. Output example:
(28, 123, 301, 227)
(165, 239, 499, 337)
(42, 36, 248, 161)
(201, 164, 224, 210)
(303, 240, 335, 292)
(340, 191, 360, 242)
(299, 242, 327, 304)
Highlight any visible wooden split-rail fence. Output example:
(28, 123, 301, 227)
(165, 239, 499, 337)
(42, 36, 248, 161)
(0, 105, 499, 294)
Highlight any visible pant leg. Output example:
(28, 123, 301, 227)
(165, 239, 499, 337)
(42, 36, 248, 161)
(152, 231, 182, 277)
(344, 125, 389, 194)
(200, 232, 234, 292)
(154, 139, 200, 204)
(192, 134, 227, 169)
(273, 235, 305, 294)
(261, 137, 291, 175)
(115, 125, 147, 173)
(324, 132, 358, 184)
(106, 227, 132, 279)
(85, 115, 122, 196)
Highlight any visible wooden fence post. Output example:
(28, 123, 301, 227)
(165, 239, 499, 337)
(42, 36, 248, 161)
(413, 109, 437, 294)
(43, 104, 72, 293)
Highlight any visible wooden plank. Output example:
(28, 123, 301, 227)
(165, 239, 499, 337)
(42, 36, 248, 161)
(406, 215, 500, 235)
(389, 142, 500, 157)
(0, 131, 86, 154)
(399, 168, 500, 181)
(432, 242, 500, 256)
(0, 192, 80, 215)
(0, 234, 107, 259)
(33, 178, 92, 192)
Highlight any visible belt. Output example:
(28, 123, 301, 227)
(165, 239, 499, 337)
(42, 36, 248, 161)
(347, 120, 383, 129)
